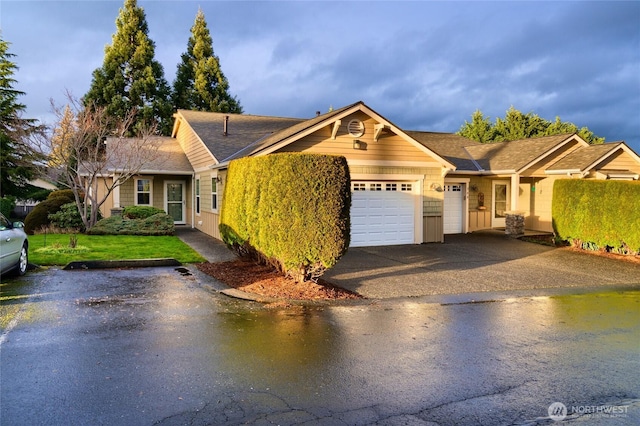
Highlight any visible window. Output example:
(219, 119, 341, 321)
(352, 183, 366, 191)
(386, 183, 397, 191)
(370, 183, 382, 191)
(401, 183, 413, 192)
(211, 177, 218, 210)
(195, 178, 200, 215)
(135, 178, 152, 205)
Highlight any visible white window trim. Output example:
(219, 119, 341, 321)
(211, 176, 219, 212)
(134, 177, 153, 206)
(195, 176, 201, 216)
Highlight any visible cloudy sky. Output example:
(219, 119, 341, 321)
(2, 1, 639, 151)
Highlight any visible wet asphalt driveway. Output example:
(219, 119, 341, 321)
(1, 265, 639, 425)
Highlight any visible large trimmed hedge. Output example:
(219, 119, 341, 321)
(553, 179, 640, 254)
(219, 153, 351, 282)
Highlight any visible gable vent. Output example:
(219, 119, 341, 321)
(348, 119, 365, 137)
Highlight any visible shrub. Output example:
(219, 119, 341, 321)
(219, 153, 351, 282)
(48, 202, 101, 232)
(88, 213, 174, 235)
(553, 179, 640, 254)
(0, 196, 16, 218)
(24, 196, 74, 234)
(47, 189, 76, 201)
(123, 205, 165, 219)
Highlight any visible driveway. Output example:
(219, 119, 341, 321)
(322, 231, 640, 299)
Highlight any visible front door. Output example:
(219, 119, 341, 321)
(492, 181, 510, 228)
(165, 181, 186, 224)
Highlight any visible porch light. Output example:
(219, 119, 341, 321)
(353, 139, 362, 150)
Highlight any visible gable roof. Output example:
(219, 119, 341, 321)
(463, 133, 583, 173)
(223, 102, 358, 162)
(406, 131, 481, 171)
(174, 109, 305, 164)
(105, 137, 194, 174)
(222, 101, 456, 169)
(546, 142, 640, 176)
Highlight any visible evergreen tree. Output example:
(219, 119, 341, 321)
(172, 9, 242, 113)
(84, 0, 172, 135)
(0, 37, 44, 198)
(457, 110, 494, 143)
(458, 106, 604, 144)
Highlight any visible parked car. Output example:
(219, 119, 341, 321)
(0, 213, 28, 277)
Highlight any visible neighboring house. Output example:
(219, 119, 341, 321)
(13, 178, 58, 218)
(98, 101, 640, 246)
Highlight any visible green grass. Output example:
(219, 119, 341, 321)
(27, 234, 205, 266)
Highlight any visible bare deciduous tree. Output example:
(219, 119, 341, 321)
(47, 94, 167, 230)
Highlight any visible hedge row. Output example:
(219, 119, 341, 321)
(552, 179, 640, 254)
(219, 153, 351, 282)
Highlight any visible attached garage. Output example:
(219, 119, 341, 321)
(350, 181, 418, 247)
(443, 183, 465, 234)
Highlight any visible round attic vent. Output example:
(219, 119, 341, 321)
(348, 119, 365, 137)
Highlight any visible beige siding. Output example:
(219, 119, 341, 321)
(194, 170, 226, 240)
(594, 150, 640, 173)
(277, 112, 436, 163)
(468, 210, 491, 231)
(523, 176, 562, 232)
(176, 121, 215, 170)
(96, 177, 114, 217)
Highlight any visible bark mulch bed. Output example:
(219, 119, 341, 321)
(196, 259, 363, 301)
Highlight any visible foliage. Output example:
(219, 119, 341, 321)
(122, 205, 165, 219)
(48, 202, 101, 232)
(553, 180, 640, 254)
(24, 194, 74, 234)
(47, 94, 165, 231)
(83, 0, 172, 135)
(458, 107, 605, 144)
(47, 189, 76, 201)
(0, 37, 45, 198)
(0, 197, 16, 218)
(172, 9, 242, 114)
(88, 213, 174, 235)
(219, 153, 351, 282)
(28, 234, 204, 266)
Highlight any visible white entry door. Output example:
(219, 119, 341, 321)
(491, 181, 510, 228)
(443, 184, 464, 234)
(165, 181, 186, 224)
(350, 182, 416, 247)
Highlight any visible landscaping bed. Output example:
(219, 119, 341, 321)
(196, 259, 362, 301)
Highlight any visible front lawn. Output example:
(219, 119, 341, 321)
(28, 234, 205, 266)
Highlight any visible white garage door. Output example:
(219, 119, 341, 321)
(350, 182, 415, 247)
(443, 184, 464, 234)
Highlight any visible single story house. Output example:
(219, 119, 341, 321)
(98, 101, 640, 246)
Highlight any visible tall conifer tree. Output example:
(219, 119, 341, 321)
(172, 9, 242, 113)
(84, 0, 172, 135)
(0, 37, 44, 198)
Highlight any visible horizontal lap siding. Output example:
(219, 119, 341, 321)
(278, 113, 434, 163)
(595, 151, 640, 172)
(176, 121, 215, 169)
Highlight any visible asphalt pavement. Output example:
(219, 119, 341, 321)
(1, 267, 639, 425)
(176, 226, 640, 300)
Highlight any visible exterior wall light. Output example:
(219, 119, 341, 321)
(353, 139, 362, 150)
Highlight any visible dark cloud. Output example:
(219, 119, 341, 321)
(2, 0, 638, 151)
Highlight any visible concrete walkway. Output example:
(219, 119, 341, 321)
(176, 226, 640, 299)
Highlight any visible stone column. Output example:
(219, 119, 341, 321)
(505, 210, 525, 238)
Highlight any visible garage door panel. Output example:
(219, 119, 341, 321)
(443, 184, 464, 234)
(350, 182, 416, 247)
